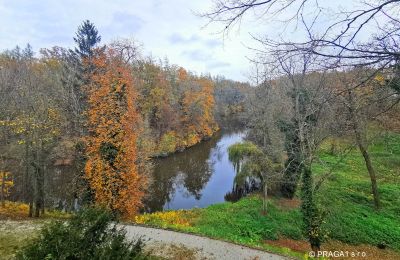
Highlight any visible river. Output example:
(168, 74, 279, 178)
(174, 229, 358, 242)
(142, 130, 245, 212)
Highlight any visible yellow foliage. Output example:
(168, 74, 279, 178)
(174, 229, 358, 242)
(0, 171, 14, 197)
(0, 201, 29, 219)
(2, 107, 61, 145)
(134, 210, 198, 229)
(0, 200, 71, 219)
(185, 131, 201, 147)
(374, 74, 385, 84)
(158, 131, 178, 154)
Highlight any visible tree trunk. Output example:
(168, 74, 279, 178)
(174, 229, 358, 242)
(28, 201, 33, 217)
(311, 244, 320, 253)
(24, 140, 34, 217)
(34, 165, 44, 217)
(357, 141, 381, 209)
(347, 90, 381, 210)
(34, 167, 41, 218)
(40, 159, 46, 215)
(262, 181, 268, 214)
(33, 145, 44, 217)
(1, 171, 5, 207)
(34, 201, 40, 217)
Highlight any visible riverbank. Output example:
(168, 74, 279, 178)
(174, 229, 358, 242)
(2, 133, 398, 259)
(132, 132, 400, 259)
(151, 131, 219, 158)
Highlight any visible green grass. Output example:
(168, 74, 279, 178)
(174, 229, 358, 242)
(191, 197, 302, 242)
(134, 132, 400, 258)
(315, 132, 400, 250)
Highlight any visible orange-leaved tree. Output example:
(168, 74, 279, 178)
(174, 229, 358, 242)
(84, 48, 146, 218)
(197, 77, 218, 138)
(181, 74, 218, 146)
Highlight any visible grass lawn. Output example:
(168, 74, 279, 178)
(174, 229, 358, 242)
(0, 201, 70, 259)
(0, 220, 44, 260)
(132, 132, 400, 259)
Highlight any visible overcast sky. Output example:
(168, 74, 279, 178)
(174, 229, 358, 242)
(0, 0, 269, 82)
(1, 0, 379, 82)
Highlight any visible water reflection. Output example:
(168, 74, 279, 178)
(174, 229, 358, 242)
(224, 178, 261, 203)
(142, 130, 245, 212)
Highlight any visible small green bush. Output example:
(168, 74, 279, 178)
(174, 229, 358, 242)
(17, 207, 148, 260)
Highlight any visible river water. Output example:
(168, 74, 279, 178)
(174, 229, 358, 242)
(142, 130, 245, 212)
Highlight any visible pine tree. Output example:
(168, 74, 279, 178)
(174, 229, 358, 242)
(74, 20, 101, 59)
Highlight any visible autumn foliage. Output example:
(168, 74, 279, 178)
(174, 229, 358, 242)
(135, 64, 219, 155)
(84, 48, 146, 217)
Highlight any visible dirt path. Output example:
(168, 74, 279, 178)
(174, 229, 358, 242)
(123, 224, 290, 260)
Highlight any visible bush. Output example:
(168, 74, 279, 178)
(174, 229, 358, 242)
(17, 207, 148, 260)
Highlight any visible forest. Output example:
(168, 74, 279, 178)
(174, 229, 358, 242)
(0, 20, 249, 219)
(1, 1, 400, 260)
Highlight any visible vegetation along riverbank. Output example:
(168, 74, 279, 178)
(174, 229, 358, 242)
(133, 132, 400, 259)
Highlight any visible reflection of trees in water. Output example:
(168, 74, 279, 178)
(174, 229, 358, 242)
(210, 143, 224, 163)
(210, 130, 246, 164)
(224, 177, 261, 202)
(142, 133, 221, 212)
(14, 163, 78, 211)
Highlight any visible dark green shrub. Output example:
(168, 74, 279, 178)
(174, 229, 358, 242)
(17, 207, 148, 259)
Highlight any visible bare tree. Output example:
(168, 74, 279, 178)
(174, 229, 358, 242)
(202, 0, 400, 66)
(243, 49, 336, 250)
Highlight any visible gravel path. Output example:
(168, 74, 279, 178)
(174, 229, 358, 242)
(123, 224, 289, 260)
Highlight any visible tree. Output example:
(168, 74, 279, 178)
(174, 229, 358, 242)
(228, 142, 282, 213)
(244, 51, 334, 250)
(332, 70, 397, 209)
(276, 54, 333, 251)
(0, 46, 65, 217)
(181, 75, 218, 146)
(0, 171, 13, 207)
(84, 48, 146, 218)
(198, 77, 219, 137)
(278, 120, 303, 199)
(9, 108, 62, 217)
(73, 20, 104, 132)
(203, 0, 400, 66)
(133, 63, 219, 156)
(203, 0, 398, 213)
(37, 21, 105, 208)
(74, 20, 102, 60)
(213, 77, 249, 124)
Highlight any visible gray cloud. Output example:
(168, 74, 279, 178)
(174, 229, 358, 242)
(103, 12, 144, 36)
(169, 33, 222, 48)
(181, 49, 213, 62)
(169, 33, 200, 44)
(207, 61, 230, 69)
(205, 39, 221, 48)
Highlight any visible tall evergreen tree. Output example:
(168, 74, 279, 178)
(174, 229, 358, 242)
(73, 20, 101, 59)
(65, 20, 103, 206)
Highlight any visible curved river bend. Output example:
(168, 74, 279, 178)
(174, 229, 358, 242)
(143, 131, 245, 212)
